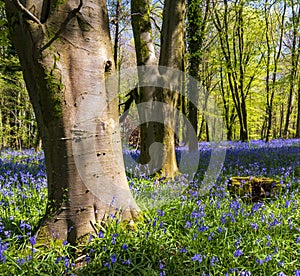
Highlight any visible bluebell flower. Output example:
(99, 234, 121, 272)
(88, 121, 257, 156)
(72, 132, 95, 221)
(122, 259, 130, 265)
(250, 222, 258, 230)
(17, 258, 25, 265)
(157, 210, 165, 216)
(159, 221, 164, 228)
(277, 261, 284, 267)
(180, 247, 187, 253)
(159, 261, 164, 270)
(20, 220, 31, 231)
(55, 257, 62, 264)
(234, 248, 243, 257)
(29, 236, 36, 247)
(191, 253, 203, 263)
(240, 271, 251, 276)
(184, 221, 191, 228)
(110, 254, 117, 264)
(122, 244, 128, 250)
(210, 256, 219, 266)
(98, 231, 104, 238)
(256, 258, 264, 265)
(85, 255, 91, 263)
(152, 218, 157, 228)
(265, 254, 272, 262)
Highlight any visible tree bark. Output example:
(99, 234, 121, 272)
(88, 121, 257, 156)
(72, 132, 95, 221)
(283, 1, 300, 138)
(187, 0, 210, 151)
(5, 0, 138, 244)
(130, 0, 162, 174)
(158, 0, 185, 177)
(131, 0, 184, 178)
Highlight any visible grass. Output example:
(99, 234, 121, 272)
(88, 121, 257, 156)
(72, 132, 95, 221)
(0, 140, 300, 275)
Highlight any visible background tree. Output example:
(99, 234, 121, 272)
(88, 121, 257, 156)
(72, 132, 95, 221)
(186, 0, 210, 149)
(263, 0, 286, 142)
(130, 0, 185, 177)
(4, 0, 138, 244)
(283, 0, 300, 137)
(0, 2, 39, 149)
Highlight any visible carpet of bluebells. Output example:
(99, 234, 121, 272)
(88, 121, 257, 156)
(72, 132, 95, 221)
(1, 139, 300, 275)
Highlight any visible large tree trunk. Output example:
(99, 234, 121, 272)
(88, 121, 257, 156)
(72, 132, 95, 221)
(5, 0, 138, 244)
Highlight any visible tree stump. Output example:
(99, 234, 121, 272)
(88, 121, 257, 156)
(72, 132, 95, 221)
(227, 176, 281, 202)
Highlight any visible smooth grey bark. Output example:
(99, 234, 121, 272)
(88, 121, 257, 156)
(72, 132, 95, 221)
(158, 0, 185, 177)
(5, 0, 138, 244)
(131, 0, 185, 178)
(130, 0, 162, 173)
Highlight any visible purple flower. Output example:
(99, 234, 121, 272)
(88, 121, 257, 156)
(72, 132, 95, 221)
(296, 270, 300, 276)
(210, 256, 219, 266)
(256, 258, 264, 265)
(157, 210, 165, 216)
(159, 261, 164, 270)
(184, 221, 191, 228)
(265, 254, 272, 262)
(159, 221, 164, 229)
(234, 248, 243, 257)
(121, 244, 128, 250)
(191, 253, 204, 263)
(240, 271, 251, 276)
(180, 247, 187, 253)
(29, 236, 36, 247)
(20, 221, 31, 231)
(110, 253, 117, 264)
(250, 222, 258, 230)
(277, 261, 284, 267)
(122, 259, 130, 265)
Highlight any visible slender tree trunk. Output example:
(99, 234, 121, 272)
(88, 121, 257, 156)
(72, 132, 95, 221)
(131, 0, 185, 178)
(283, 2, 300, 138)
(213, 0, 249, 141)
(5, 0, 138, 244)
(130, 0, 162, 173)
(186, 0, 210, 151)
(296, 85, 300, 137)
(263, 0, 279, 142)
(158, 0, 185, 177)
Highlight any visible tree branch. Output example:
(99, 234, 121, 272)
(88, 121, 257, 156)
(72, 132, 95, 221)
(13, 0, 42, 25)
